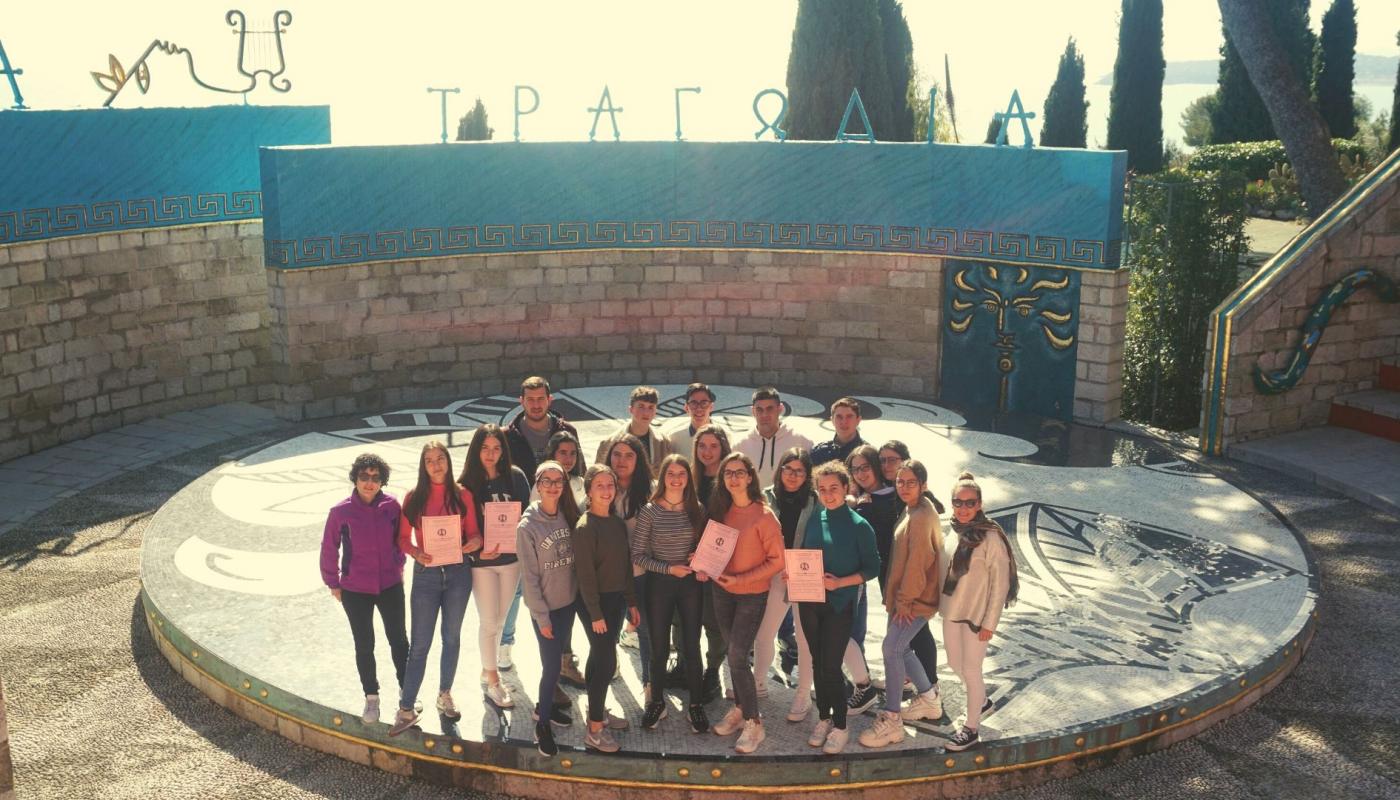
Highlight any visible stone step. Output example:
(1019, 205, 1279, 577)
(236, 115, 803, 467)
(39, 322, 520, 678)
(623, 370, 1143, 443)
(1229, 426, 1400, 516)
(1381, 358, 1400, 392)
(1330, 389, 1400, 444)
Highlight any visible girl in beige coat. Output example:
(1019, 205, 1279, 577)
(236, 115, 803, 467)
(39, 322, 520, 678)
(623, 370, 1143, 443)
(940, 471, 1018, 752)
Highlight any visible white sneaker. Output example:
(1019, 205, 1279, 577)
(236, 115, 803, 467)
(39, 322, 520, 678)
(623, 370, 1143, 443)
(900, 691, 943, 722)
(822, 725, 850, 754)
(484, 681, 514, 708)
(858, 711, 906, 748)
(436, 690, 461, 720)
(734, 718, 765, 754)
(712, 706, 744, 736)
(361, 694, 380, 725)
(619, 628, 639, 649)
(497, 644, 514, 671)
(787, 695, 811, 723)
(808, 718, 833, 747)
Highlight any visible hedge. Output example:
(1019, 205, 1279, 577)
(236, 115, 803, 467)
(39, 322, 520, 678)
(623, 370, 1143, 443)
(1185, 138, 1367, 181)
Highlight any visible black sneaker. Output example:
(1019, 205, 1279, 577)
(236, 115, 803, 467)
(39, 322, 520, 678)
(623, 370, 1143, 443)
(981, 698, 995, 718)
(533, 705, 572, 727)
(687, 703, 709, 734)
(642, 699, 668, 729)
(944, 725, 980, 752)
(847, 682, 878, 714)
(535, 720, 558, 757)
(701, 668, 722, 704)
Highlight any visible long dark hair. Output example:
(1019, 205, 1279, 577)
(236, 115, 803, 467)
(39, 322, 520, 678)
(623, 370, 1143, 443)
(881, 439, 945, 513)
(534, 460, 581, 528)
(650, 453, 707, 533)
(690, 424, 731, 486)
(708, 452, 765, 521)
(771, 447, 813, 503)
(845, 444, 889, 495)
(458, 424, 515, 498)
(605, 434, 651, 519)
(402, 440, 469, 527)
(545, 430, 585, 478)
(948, 471, 1019, 606)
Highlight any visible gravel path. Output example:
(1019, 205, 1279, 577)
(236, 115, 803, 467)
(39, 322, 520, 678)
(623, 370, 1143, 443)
(1, 434, 1395, 800)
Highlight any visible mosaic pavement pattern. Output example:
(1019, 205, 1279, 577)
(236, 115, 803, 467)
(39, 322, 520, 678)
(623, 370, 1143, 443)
(139, 386, 1316, 758)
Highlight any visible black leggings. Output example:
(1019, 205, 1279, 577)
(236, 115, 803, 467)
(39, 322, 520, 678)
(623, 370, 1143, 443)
(799, 600, 855, 729)
(340, 584, 409, 696)
(648, 573, 704, 700)
(580, 590, 625, 723)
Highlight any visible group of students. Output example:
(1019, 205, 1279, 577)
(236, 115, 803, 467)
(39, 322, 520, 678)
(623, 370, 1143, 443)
(319, 378, 1018, 758)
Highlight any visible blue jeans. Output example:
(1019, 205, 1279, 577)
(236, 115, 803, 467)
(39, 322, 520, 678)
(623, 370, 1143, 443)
(501, 578, 524, 646)
(881, 615, 933, 711)
(398, 561, 473, 712)
(532, 602, 577, 719)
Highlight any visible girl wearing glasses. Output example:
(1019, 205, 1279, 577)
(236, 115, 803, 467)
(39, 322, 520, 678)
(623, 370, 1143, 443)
(320, 453, 409, 728)
(800, 461, 881, 755)
(516, 460, 582, 756)
(858, 459, 944, 748)
(757, 447, 818, 723)
(704, 452, 783, 754)
(940, 471, 1018, 752)
(842, 444, 898, 714)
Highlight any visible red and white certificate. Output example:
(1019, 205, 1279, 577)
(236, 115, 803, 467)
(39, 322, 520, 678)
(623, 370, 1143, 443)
(421, 515, 463, 566)
(483, 501, 522, 554)
(689, 520, 740, 578)
(784, 549, 825, 603)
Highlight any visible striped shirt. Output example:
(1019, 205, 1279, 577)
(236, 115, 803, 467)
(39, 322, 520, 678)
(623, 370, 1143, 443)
(630, 503, 703, 575)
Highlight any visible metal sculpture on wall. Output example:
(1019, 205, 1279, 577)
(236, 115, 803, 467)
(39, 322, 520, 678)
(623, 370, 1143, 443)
(1252, 267, 1398, 395)
(993, 89, 1036, 148)
(943, 262, 1079, 419)
(427, 86, 460, 144)
(0, 40, 27, 109)
(91, 10, 292, 107)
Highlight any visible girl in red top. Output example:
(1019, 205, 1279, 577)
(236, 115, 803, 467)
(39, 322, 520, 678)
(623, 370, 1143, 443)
(388, 441, 481, 736)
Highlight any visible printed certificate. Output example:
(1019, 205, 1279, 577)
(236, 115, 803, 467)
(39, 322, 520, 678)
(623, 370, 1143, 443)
(689, 520, 740, 578)
(784, 549, 826, 603)
(483, 501, 522, 554)
(421, 515, 463, 566)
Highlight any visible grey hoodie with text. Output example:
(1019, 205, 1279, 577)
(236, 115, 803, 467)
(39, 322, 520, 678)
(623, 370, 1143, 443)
(516, 501, 577, 631)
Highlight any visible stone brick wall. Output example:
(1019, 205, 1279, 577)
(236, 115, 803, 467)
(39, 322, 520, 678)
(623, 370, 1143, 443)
(265, 249, 945, 420)
(1075, 267, 1129, 423)
(0, 222, 272, 462)
(1211, 171, 1400, 449)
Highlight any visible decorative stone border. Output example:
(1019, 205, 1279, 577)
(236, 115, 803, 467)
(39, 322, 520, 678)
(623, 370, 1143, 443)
(142, 587, 1316, 798)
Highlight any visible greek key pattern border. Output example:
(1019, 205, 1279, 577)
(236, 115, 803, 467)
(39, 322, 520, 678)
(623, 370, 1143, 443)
(265, 221, 1121, 271)
(0, 192, 262, 245)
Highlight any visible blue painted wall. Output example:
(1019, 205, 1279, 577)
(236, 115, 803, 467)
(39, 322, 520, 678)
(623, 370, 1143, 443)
(0, 105, 331, 244)
(260, 141, 1125, 270)
(940, 262, 1082, 420)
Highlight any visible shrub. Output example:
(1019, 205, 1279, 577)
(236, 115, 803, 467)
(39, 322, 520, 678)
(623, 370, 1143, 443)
(1185, 138, 1367, 180)
(1123, 170, 1249, 430)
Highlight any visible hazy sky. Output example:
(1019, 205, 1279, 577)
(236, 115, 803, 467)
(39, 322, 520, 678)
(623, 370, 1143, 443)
(5, 1, 1399, 146)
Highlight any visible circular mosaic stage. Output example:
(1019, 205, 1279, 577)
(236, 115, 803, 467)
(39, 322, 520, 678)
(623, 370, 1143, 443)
(139, 386, 1317, 798)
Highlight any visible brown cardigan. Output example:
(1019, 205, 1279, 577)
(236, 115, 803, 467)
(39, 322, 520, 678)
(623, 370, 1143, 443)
(884, 497, 944, 618)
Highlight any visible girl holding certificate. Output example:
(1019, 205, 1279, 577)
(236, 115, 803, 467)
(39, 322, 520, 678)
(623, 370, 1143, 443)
(706, 452, 783, 754)
(758, 447, 817, 723)
(574, 464, 642, 753)
(799, 462, 881, 755)
(631, 454, 709, 734)
(940, 471, 1018, 752)
(859, 459, 944, 749)
(459, 424, 531, 709)
(389, 441, 482, 736)
(517, 460, 582, 757)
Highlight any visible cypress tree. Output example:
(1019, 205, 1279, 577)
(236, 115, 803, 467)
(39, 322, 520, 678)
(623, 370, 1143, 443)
(1210, 0, 1316, 143)
(1313, 0, 1357, 138)
(786, 0, 893, 140)
(985, 112, 1002, 144)
(878, 0, 916, 141)
(1389, 30, 1400, 154)
(1041, 38, 1088, 148)
(1106, 0, 1164, 172)
(455, 98, 493, 141)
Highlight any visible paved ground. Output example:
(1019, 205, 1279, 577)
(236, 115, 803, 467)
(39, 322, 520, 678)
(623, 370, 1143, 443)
(1, 407, 1397, 799)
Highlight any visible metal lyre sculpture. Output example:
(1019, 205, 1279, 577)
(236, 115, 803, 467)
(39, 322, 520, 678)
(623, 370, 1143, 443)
(948, 264, 1076, 411)
(91, 10, 293, 107)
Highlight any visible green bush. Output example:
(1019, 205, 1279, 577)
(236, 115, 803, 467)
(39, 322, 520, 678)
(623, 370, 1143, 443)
(1185, 138, 1367, 180)
(1123, 170, 1249, 430)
